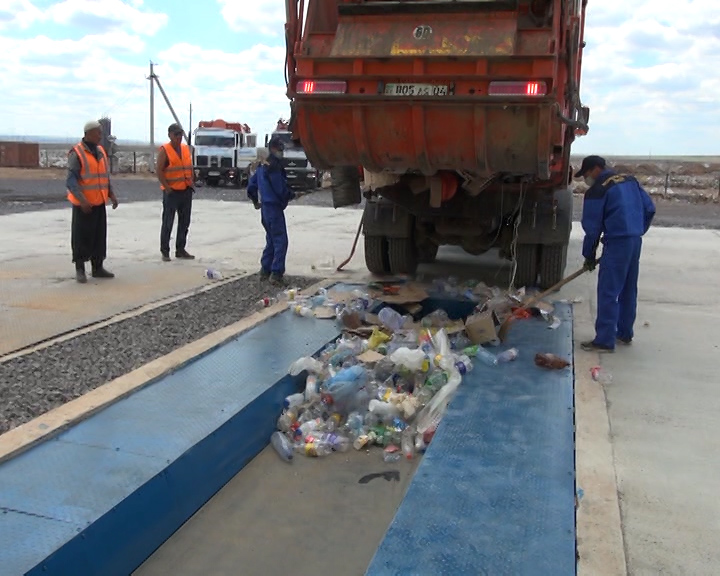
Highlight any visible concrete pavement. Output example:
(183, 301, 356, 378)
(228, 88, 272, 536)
(2, 200, 720, 574)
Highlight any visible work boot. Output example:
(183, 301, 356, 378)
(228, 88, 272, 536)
(269, 273, 287, 287)
(617, 337, 633, 345)
(580, 340, 614, 354)
(75, 268, 87, 284)
(176, 249, 195, 260)
(161, 252, 171, 262)
(259, 268, 271, 280)
(92, 267, 115, 279)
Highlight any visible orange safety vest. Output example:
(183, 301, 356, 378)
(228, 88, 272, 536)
(161, 142, 193, 191)
(67, 143, 110, 206)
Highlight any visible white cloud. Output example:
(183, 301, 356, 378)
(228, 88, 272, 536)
(217, 0, 286, 36)
(0, 0, 43, 30)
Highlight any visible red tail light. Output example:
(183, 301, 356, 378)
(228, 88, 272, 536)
(488, 81, 548, 96)
(297, 80, 348, 94)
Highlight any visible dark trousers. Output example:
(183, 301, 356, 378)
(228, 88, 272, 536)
(595, 236, 642, 348)
(160, 189, 192, 254)
(71, 204, 107, 270)
(260, 204, 289, 275)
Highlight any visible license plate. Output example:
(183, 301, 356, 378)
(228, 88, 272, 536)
(384, 83, 449, 97)
(208, 171, 220, 176)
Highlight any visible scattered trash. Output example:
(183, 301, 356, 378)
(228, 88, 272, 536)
(591, 366, 613, 384)
(204, 268, 223, 280)
(270, 279, 575, 462)
(534, 353, 570, 370)
(311, 256, 336, 272)
(256, 297, 277, 310)
(643, 321, 650, 328)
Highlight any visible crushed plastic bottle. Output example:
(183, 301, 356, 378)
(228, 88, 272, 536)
(298, 441, 333, 457)
(497, 348, 519, 363)
(292, 305, 315, 318)
(591, 366, 613, 384)
(204, 268, 223, 280)
(270, 431, 294, 462)
(401, 427, 415, 460)
(378, 307, 406, 332)
(284, 392, 305, 409)
(288, 357, 325, 376)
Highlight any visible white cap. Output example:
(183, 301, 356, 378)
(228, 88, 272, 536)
(84, 120, 101, 133)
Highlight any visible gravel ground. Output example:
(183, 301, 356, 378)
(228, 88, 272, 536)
(0, 273, 318, 434)
(1, 175, 718, 229)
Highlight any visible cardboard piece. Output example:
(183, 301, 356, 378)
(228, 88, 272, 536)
(445, 320, 466, 335)
(313, 306, 337, 320)
(357, 350, 385, 364)
(369, 283, 429, 305)
(464, 310, 500, 344)
(340, 311, 363, 330)
(326, 290, 358, 304)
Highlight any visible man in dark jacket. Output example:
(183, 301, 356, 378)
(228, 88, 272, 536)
(247, 137, 295, 285)
(576, 155, 656, 353)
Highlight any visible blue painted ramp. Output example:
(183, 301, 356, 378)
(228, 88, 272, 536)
(366, 303, 576, 576)
(0, 310, 339, 576)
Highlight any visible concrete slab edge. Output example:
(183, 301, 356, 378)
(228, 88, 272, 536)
(0, 270, 253, 363)
(573, 301, 628, 575)
(0, 278, 333, 465)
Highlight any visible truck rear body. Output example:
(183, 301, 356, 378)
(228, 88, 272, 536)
(284, 0, 590, 287)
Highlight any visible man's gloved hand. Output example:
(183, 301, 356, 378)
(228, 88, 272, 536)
(253, 200, 261, 210)
(584, 257, 597, 271)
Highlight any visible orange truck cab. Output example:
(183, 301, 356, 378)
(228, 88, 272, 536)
(284, 0, 590, 288)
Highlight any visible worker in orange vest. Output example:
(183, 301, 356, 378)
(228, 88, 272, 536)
(66, 120, 119, 284)
(156, 123, 195, 261)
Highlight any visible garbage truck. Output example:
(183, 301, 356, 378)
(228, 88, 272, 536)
(193, 119, 258, 187)
(282, 0, 590, 288)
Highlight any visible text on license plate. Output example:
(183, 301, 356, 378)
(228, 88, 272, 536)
(384, 83, 449, 97)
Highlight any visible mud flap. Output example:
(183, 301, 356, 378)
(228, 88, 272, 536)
(362, 201, 414, 239)
(516, 188, 573, 246)
(330, 166, 362, 208)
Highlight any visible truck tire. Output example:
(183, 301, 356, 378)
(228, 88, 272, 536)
(388, 238, 418, 275)
(513, 244, 538, 288)
(364, 235, 391, 275)
(538, 244, 568, 290)
(330, 166, 361, 208)
(417, 242, 439, 264)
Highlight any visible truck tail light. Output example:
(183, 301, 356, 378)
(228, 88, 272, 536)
(488, 81, 548, 96)
(297, 80, 347, 94)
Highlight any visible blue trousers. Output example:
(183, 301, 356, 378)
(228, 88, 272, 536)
(260, 204, 288, 275)
(595, 236, 642, 348)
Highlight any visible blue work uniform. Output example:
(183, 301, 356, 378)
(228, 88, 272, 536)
(247, 156, 295, 276)
(582, 170, 656, 348)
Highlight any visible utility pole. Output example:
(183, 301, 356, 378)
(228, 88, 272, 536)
(189, 102, 193, 146)
(149, 61, 155, 172)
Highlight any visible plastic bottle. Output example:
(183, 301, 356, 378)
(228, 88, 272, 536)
(389, 348, 427, 372)
(283, 392, 305, 410)
(454, 354, 474, 375)
(288, 357, 324, 376)
(292, 305, 315, 318)
(277, 406, 300, 432)
(297, 441, 333, 457)
(204, 268, 223, 280)
(306, 432, 352, 452)
(304, 374, 319, 401)
(465, 345, 498, 367)
(256, 296, 277, 310)
(270, 431, 294, 462)
(378, 307, 406, 331)
(591, 366, 613, 384)
(497, 348, 519, 363)
(401, 428, 415, 460)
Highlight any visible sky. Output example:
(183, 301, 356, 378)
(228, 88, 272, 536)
(0, 0, 718, 155)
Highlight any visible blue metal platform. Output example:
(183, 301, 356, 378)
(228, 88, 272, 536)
(0, 286, 576, 576)
(366, 303, 576, 576)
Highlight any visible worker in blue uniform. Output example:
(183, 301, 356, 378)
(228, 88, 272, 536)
(576, 155, 656, 353)
(247, 137, 295, 286)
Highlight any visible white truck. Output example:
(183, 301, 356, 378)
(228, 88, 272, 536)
(192, 119, 258, 188)
(265, 119, 321, 192)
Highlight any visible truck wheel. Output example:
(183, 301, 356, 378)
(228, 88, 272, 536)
(330, 166, 362, 208)
(364, 235, 390, 275)
(513, 244, 538, 288)
(417, 242, 439, 264)
(538, 244, 568, 290)
(388, 238, 418, 275)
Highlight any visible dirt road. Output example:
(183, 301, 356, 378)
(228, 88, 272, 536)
(1, 170, 718, 229)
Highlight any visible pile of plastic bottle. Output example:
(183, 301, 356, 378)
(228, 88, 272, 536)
(269, 287, 519, 463)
